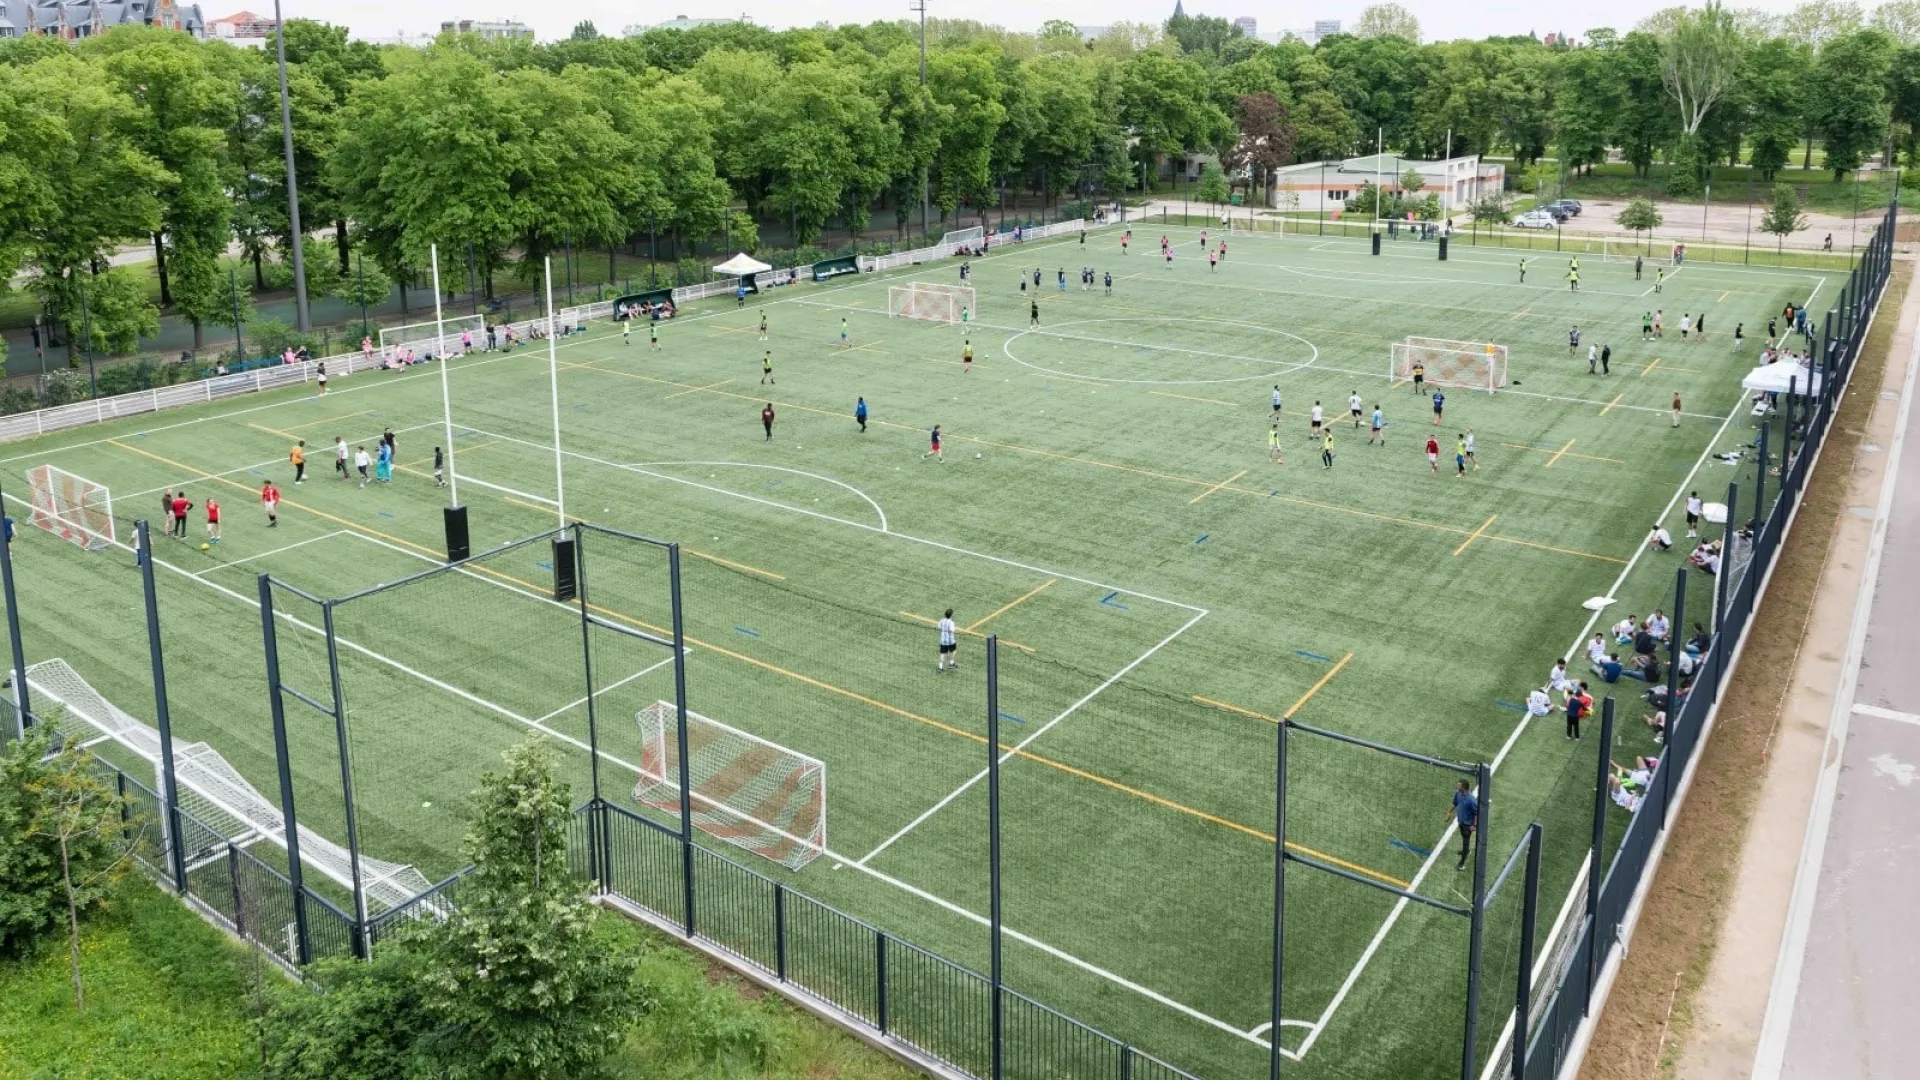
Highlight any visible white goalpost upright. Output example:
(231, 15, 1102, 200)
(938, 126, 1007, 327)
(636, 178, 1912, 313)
(26, 464, 115, 551)
(633, 701, 827, 870)
(888, 282, 976, 325)
(1391, 336, 1509, 394)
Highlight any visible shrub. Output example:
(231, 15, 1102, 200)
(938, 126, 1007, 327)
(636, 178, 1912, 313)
(260, 950, 437, 1080)
(0, 728, 133, 977)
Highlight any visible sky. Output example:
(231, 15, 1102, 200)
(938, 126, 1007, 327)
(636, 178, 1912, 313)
(282, 0, 1821, 46)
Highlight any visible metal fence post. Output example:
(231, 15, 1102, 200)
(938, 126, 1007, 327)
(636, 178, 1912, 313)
(1271, 719, 1289, 1080)
(1462, 761, 1491, 1080)
(1513, 822, 1543, 1080)
(258, 576, 310, 965)
(1585, 699, 1613, 1011)
(987, 636, 1005, 1080)
(773, 882, 787, 981)
(1752, 421, 1769, 535)
(320, 601, 369, 958)
(876, 931, 890, 1034)
(228, 843, 246, 942)
(668, 544, 695, 937)
(572, 525, 603, 810)
(136, 520, 188, 895)
(0, 476, 32, 738)
(1662, 569, 1687, 826)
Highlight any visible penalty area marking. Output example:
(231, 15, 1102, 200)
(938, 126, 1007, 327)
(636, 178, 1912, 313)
(999, 316, 1320, 386)
(628, 460, 890, 533)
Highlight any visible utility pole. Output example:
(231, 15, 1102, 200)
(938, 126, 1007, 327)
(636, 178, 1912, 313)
(273, 0, 311, 332)
(913, 0, 929, 241)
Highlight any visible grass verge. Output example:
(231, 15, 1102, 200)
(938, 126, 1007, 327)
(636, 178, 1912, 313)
(1575, 261, 1912, 1080)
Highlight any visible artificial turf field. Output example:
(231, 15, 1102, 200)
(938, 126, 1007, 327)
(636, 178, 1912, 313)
(0, 224, 1840, 1080)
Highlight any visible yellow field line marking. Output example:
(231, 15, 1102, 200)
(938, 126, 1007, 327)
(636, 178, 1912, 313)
(1508, 305, 1532, 322)
(1599, 393, 1624, 416)
(1719, 290, 1731, 302)
(1498, 442, 1625, 466)
(1544, 439, 1577, 468)
(839, 339, 887, 356)
(898, 611, 1035, 653)
(397, 441, 494, 473)
(246, 422, 306, 443)
(1150, 391, 1242, 408)
(665, 378, 733, 399)
(496, 493, 788, 581)
(1484, 534, 1628, 564)
(1193, 695, 1277, 722)
(1188, 469, 1248, 504)
(706, 323, 760, 336)
(106, 438, 1409, 870)
(1285, 651, 1354, 717)
(1639, 356, 1662, 378)
(966, 578, 1057, 633)
(1453, 515, 1498, 557)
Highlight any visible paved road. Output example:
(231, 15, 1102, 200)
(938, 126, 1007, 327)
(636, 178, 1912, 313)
(1775, 360, 1920, 1078)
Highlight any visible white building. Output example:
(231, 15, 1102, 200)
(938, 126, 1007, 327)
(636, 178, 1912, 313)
(440, 17, 531, 39)
(1267, 154, 1505, 215)
(1233, 15, 1255, 36)
(624, 15, 740, 34)
(206, 8, 271, 46)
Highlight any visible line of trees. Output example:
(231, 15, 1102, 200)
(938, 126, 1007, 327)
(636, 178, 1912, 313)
(4, 3, 1919, 364)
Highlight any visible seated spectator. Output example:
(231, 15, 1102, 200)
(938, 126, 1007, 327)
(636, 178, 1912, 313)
(1527, 685, 1553, 718)
(1590, 652, 1624, 683)
(1677, 647, 1698, 678)
(1633, 625, 1658, 657)
(1687, 623, 1712, 654)
(214, 361, 229, 376)
(1607, 774, 1643, 812)
(1612, 616, 1639, 644)
(1647, 525, 1673, 552)
(1628, 651, 1663, 682)
(1643, 708, 1668, 741)
(1587, 633, 1608, 666)
(1646, 609, 1671, 641)
(1613, 757, 1657, 790)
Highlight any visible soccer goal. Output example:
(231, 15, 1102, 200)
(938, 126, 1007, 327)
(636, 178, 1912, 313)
(26, 465, 115, 551)
(633, 701, 826, 870)
(1391, 336, 1509, 394)
(379, 314, 485, 360)
(888, 282, 975, 325)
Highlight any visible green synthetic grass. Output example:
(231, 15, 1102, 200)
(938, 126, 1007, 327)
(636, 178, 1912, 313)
(0, 226, 1842, 1080)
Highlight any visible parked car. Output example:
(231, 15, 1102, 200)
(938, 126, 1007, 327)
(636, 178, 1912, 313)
(1547, 199, 1583, 217)
(1515, 211, 1558, 229)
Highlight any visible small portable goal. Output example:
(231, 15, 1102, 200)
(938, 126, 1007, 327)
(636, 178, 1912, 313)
(888, 282, 975, 325)
(26, 464, 115, 551)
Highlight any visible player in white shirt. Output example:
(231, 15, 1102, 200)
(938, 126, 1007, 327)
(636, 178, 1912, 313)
(1348, 392, 1364, 428)
(936, 609, 958, 672)
(1647, 525, 1672, 551)
(1549, 659, 1574, 704)
(1685, 491, 1704, 537)
(1646, 610, 1670, 640)
(334, 436, 350, 480)
(1369, 406, 1384, 445)
(1271, 385, 1282, 419)
(1527, 686, 1554, 718)
(1463, 428, 1477, 471)
(353, 446, 371, 487)
(1309, 401, 1324, 439)
(1587, 634, 1608, 665)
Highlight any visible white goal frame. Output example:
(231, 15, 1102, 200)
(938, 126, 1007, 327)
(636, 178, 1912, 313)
(888, 282, 975, 325)
(634, 701, 827, 870)
(379, 314, 485, 360)
(26, 464, 115, 551)
(1391, 336, 1509, 394)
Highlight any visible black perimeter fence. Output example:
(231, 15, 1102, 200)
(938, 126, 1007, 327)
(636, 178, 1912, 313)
(0, 196, 1896, 1080)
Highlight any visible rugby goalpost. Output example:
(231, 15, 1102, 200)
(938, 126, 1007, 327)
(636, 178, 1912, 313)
(888, 281, 975, 325)
(379, 313, 485, 360)
(1391, 336, 1509, 394)
(26, 464, 115, 551)
(633, 700, 827, 870)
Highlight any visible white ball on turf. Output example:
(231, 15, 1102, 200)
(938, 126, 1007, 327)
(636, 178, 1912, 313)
(422, 801, 432, 808)
(976, 452, 983, 458)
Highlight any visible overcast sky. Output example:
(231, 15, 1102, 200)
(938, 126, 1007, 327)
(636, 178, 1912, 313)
(294, 0, 1820, 45)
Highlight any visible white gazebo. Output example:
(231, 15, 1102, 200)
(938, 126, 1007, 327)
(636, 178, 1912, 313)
(713, 252, 772, 277)
(1741, 361, 1823, 397)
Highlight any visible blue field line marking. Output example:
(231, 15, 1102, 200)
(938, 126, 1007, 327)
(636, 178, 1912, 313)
(377, 510, 395, 519)
(1097, 590, 1130, 611)
(1389, 839, 1432, 858)
(534, 560, 553, 571)
(250, 469, 267, 478)
(1295, 650, 1333, 663)
(766, 479, 782, 489)
(997, 710, 1027, 726)
(573, 403, 588, 410)
(1493, 699, 1528, 713)
(1193, 534, 1208, 545)
(733, 626, 761, 639)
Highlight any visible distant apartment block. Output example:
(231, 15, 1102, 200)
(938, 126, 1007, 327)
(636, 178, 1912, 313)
(623, 15, 740, 34)
(1233, 16, 1255, 36)
(440, 17, 532, 40)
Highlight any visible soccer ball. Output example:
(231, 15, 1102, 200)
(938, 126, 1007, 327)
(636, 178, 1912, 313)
(976, 452, 983, 458)
(199, 543, 211, 552)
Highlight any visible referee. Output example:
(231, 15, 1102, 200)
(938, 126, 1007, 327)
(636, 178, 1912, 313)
(1450, 780, 1479, 871)
(937, 609, 958, 672)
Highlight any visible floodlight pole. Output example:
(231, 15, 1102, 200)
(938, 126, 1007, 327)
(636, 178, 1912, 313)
(432, 245, 458, 509)
(138, 519, 188, 895)
(0, 476, 31, 737)
(544, 256, 567, 527)
(986, 636, 1004, 1080)
(273, 0, 311, 332)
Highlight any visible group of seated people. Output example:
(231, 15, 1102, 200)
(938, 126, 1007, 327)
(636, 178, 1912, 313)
(1607, 755, 1662, 812)
(619, 300, 675, 321)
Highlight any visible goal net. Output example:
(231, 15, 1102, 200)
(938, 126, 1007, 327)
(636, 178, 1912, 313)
(1391, 336, 1509, 394)
(26, 659, 434, 916)
(633, 701, 826, 870)
(888, 282, 975, 325)
(378, 314, 485, 360)
(26, 465, 115, 551)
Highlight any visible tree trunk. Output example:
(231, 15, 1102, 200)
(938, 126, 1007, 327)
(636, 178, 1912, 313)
(153, 233, 172, 308)
(253, 250, 266, 291)
(334, 221, 350, 276)
(1802, 134, 1814, 170)
(61, 835, 84, 1012)
(192, 317, 204, 350)
(398, 276, 409, 315)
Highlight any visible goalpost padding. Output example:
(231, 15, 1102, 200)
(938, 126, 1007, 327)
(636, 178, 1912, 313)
(1392, 336, 1509, 394)
(26, 464, 115, 551)
(634, 701, 826, 870)
(888, 282, 976, 325)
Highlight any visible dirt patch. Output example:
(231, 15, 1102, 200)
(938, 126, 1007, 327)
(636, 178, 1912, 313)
(1577, 261, 1913, 1080)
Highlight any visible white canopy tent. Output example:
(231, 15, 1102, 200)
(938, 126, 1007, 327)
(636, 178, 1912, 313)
(713, 252, 773, 277)
(1740, 361, 1823, 397)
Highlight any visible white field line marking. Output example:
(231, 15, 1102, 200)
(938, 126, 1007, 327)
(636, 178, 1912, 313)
(1641, 265, 1683, 297)
(458, 424, 1204, 613)
(191, 530, 348, 576)
(856, 607, 1210, 866)
(120, 421, 442, 501)
(1804, 276, 1825, 311)
(532, 653, 678, 726)
(1299, 359, 1725, 420)
(1852, 702, 1920, 727)
(1226, 227, 1832, 283)
(630, 460, 890, 533)
(1753, 270, 1913, 1080)
(1300, 387, 1753, 1059)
